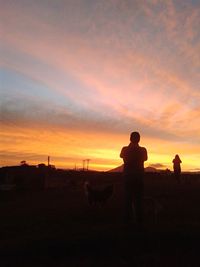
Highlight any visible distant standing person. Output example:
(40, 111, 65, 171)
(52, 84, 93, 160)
(172, 154, 182, 183)
(120, 132, 148, 228)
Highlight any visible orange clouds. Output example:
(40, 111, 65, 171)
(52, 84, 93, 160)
(0, 124, 122, 170)
(1, 123, 199, 171)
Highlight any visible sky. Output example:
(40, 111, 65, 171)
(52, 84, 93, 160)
(0, 0, 200, 171)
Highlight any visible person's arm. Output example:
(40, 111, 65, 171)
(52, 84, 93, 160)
(120, 147, 126, 159)
(143, 147, 148, 161)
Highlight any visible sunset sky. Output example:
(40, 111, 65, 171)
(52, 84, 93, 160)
(1, 0, 200, 171)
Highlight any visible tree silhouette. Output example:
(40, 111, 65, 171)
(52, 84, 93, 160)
(20, 160, 28, 166)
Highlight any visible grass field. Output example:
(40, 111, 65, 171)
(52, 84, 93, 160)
(1, 172, 200, 266)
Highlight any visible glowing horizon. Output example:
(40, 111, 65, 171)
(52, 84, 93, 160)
(1, 0, 200, 172)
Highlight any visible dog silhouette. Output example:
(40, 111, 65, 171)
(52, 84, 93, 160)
(84, 181, 113, 206)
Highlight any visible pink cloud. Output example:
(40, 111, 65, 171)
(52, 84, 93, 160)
(1, 0, 200, 170)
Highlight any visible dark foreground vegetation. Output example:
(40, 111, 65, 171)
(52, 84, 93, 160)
(1, 170, 200, 266)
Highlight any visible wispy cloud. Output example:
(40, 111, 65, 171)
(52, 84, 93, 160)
(1, 0, 200, 170)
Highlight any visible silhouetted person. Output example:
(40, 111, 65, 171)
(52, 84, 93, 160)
(120, 132, 148, 227)
(172, 154, 182, 183)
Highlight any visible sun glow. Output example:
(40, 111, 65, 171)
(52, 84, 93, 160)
(1, 124, 199, 172)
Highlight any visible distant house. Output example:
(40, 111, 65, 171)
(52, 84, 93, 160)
(0, 165, 45, 190)
(38, 163, 55, 170)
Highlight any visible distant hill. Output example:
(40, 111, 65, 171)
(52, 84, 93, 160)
(145, 166, 159, 173)
(108, 165, 124, 172)
(108, 165, 158, 173)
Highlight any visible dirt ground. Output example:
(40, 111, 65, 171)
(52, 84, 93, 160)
(1, 173, 200, 266)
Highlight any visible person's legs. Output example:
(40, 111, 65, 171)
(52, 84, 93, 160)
(124, 179, 133, 222)
(175, 171, 181, 184)
(133, 179, 144, 227)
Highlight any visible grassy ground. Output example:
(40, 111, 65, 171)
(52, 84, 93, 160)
(1, 173, 200, 266)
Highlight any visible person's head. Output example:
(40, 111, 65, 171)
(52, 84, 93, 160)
(175, 154, 180, 159)
(130, 131, 140, 144)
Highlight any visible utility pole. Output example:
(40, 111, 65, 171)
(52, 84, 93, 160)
(48, 156, 50, 167)
(82, 159, 91, 171)
(82, 160, 85, 171)
(86, 159, 90, 171)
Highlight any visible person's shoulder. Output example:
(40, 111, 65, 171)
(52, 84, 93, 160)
(139, 146, 147, 152)
(120, 146, 128, 158)
(121, 146, 128, 154)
